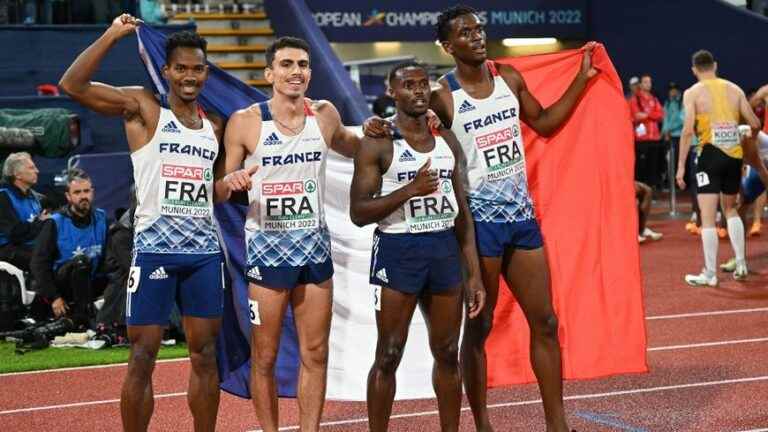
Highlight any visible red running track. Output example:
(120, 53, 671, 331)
(1, 217, 767, 431)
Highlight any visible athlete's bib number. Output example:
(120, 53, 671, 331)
(475, 126, 525, 182)
(260, 179, 320, 231)
(127, 266, 140, 293)
(159, 164, 212, 218)
(404, 179, 458, 233)
(712, 123, 740, 149)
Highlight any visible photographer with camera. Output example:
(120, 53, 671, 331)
(31, 168, 107, 326)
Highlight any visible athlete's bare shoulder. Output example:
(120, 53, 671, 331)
(494, 62, 525, 94)
(432, 77, 455, 127)
(311, 98, 339, 120)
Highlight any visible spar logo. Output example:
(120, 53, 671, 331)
(476, 127, 513, 149)
(161, 164, 212, 181)
(262, 180, 316, 196)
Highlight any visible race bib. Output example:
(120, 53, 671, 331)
(159, 164, 212, 218)
(712, 123, 740, 149)
(260, 179, 320, 231)
(127, 267, 140, 293)
(475, 126, 525, 182)
(696, 172, 710, 187)
(404, 178, 458, 233)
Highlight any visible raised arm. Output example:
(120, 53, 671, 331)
(506, 42, 598, 137)
(349, 137, 437, 227)
(314, 101, 360, 159)
(58, 14, 154, 121)
(676, 89, 696, 189)
(214, 109, 259, 203)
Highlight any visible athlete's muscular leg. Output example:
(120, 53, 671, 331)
(635, 181, 652, 235)
(183, 317, 222, 432)
(502, 248, 568, 432)
(367, 286, 418, 432)
(121, 325, 164, 432)
(461, 256, 502, 432)
(249, 283, 291, 432)
(698, 193, 719, 227)
(290, 279, 333, 432)
(721, 193, 739, 219)
(419, 286, 463, 432)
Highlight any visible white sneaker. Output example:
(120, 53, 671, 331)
(684, 271, 718, 287)
(733, 263, 748, 281)
(720, 257, 737, 272)
(638, 235, 647, 243)
(643, 227, 663, 240)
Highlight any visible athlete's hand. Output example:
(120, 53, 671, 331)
(107, 13, 143, 39)
(52, 298, 68, 318)
(406, 158, 439, 197)
(223, 164, 260, 193)
(426, 109, 443, 130)
(676, 166, 686, 190)
(465, 276, 486, 319)
(578, 41, 599, 80)
(363, 116, 392, 138)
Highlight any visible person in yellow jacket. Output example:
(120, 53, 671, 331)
(676, 50, 768, 285)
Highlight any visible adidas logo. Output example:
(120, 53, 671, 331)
(247, 266, 262, 280)
(399, 149, 416, 162)
(458, 100, 476, 113)
(375, 268, 388, 284)
(149, 266, 168, 280)
(263, 132, 282, 146)
(161, 121, 181, 134)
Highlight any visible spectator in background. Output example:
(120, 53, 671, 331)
(0, 152, 48, 271)
(139, 0, 167, 25)
(662, 82, 684, 188)
(372, 79, 396, 118)
(626, 76, 639, 99)
(630, 74, 665, 190)
(31, 168, 107, 326)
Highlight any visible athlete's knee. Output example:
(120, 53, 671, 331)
(298, 340, 329, 372)
(373, 341, 406, 375)
(431, 338, 459, 368)
(251, 344, 279, 376)
(127, 343, 159, 379)
(530, 312, 559, 339)
(465, 312, 493, 342)
(188, 340, 217, 375)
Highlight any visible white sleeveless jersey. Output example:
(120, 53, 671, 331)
(378, 130, 459, 234)
(444, 61, 535, 223)
(244, 100, 331, 267)
(131, 102, 220, 254)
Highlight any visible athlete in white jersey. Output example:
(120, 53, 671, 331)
(59, 15, 224, 432)
(216, 37, 364, 432)
(431, 6, 596, 432)
(350, 62, 485, 432)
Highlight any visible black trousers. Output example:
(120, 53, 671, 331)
(635, 140, 664, 189)
(54, 256, 106, 323)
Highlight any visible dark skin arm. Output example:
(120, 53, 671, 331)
(440, 129, 485, 318)
(349, 137, 438, 227)
(58, 14, 158, 152)
(498, 42, 598, 137)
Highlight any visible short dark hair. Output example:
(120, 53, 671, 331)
(436, 5, 477, 42)
(165, 30, 208, 63)
(640, 73, 652, 80)
(692, 50, 715, 70)
(387, 61, 427, 86)
(66, 168, 91, 191)
(266, 37, 311, 68)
